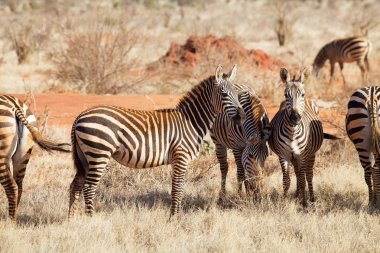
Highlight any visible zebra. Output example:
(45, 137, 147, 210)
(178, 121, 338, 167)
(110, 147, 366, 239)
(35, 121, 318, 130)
(312, 36, 371, 85)
(210, 84, 270, 200)
(346, 86, 380, 208)
(68, 65, 244, 218)
(0, 95, 70, 221)
(269, 68, 327, 206)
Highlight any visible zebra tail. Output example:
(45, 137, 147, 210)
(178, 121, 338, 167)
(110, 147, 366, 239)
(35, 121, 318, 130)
(323, 133, 341, 140)
(71, 117, 86, 177)
(14, 108, 71, 153)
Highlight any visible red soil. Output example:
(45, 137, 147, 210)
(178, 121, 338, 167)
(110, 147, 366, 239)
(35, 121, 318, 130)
(148, 35, 283, 75)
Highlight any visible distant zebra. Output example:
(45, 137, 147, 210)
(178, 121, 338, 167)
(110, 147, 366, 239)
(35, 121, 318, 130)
(346, 86, 380, 208)
(313, 36, 371, 84)
(0, 95, 70, 221)
(269, 68, 325, 206)
(210, 84, 270, 199)
(68, 65, 244, 218)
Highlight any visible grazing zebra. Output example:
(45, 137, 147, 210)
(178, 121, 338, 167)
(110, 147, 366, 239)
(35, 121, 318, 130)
(346, 86, 380, 208)
(312, 36, 371, 84)
(68, 65, 244, 218)
(210, 84, 270, 199)
(0, 95, 70, 221)
(269, 68, 325, 206)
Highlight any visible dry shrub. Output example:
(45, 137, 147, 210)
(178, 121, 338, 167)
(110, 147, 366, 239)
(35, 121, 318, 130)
(48, 21, 142, 94)
(5, 0, 20, 12)
(6, 22, 50, 64)
(350, 3, 380, 36)
(271, 0, 299, 47)
(7, 25, 34, 64)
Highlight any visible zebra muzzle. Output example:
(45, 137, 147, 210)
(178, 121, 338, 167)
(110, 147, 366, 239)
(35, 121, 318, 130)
(289, 111, 301, 125)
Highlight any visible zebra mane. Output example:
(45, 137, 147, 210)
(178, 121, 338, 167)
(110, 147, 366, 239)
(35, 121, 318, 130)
(175, 75, 214, 109)
(250, 95, 267, 131)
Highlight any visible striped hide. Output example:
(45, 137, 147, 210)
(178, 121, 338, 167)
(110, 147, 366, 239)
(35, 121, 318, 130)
(346, 86, 380, 208)
(68, 65, 244, 218)
(210, 84, 270, 200)
(0, 95, 70, 221)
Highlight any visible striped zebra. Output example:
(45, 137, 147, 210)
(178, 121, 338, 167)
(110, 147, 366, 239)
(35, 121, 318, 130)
(210, 84, 270, 200)
(269, 68, 325, 206)
(346, 86, 380, 208)
(68, 65, 244, 218)
(0, 95, 70, 221)
(312, 36, 371, 84)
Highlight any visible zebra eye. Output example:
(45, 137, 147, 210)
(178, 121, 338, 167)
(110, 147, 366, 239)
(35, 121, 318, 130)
(301, 94, 305, 97)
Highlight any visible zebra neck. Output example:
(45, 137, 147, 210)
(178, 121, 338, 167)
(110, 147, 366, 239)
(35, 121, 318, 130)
(313, 46, 328, 68)
(176, 77, 216, 139)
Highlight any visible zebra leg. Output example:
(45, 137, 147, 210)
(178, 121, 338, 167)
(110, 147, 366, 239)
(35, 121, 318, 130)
(329, 60, 336, 84)
(170, 154, 188, 217)
(372, 165, 380, 208)
(357, 60, 367, 82)
(232, 149, 246, 196)
(12, 148, 33, 206)
(294, 159, 307, 206)
(339, 62, 346, 85)
(0, 161, 18, 220)
(68, 173, 85, 218)
(83, 165, 107, 216)
(279, 157, 290, 197)
(359, 159, 373, 205)
(305, 155, 316, 202)
(372, 156, 380, 207)
(215, 143, 228, 200)
(364, 53, 370, 71)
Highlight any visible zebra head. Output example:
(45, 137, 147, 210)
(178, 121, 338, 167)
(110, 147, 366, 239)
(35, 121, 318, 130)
(280, 67, 309, 126)
(241, 92, 271, 169)
(213, 65, 245, 123)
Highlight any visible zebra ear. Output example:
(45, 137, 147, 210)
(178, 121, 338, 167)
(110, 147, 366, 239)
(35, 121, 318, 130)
(299, 67, 309, 82)
(226, 64, 237, 82)
(280, 68, 290, 83)
(215, 65, 223, 85)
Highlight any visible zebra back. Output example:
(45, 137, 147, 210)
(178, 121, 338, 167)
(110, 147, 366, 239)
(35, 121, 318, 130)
(0, 95, 70, 153)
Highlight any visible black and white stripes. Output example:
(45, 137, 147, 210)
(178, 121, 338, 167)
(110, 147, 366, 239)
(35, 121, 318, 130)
(68, 65, 244, 218)
(269, 68, 324, 206)
(210, 84, 270, 199)
(346, 86, 380, 208)
(0, 95, 70, 221)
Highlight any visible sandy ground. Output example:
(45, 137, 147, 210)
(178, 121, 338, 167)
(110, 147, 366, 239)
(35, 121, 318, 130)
(11, 93, 343, 136)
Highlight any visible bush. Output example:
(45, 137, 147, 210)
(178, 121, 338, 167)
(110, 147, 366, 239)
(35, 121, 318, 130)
(271, 0, 299, 47)
(7, 22, 50, 64)
(48, 22, 140, 94)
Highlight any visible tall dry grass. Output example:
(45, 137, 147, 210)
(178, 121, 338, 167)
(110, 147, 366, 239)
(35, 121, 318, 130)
(0, 127, 379, 252)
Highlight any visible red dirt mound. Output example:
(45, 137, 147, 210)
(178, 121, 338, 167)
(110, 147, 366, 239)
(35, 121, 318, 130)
(148, 35, 283, 76)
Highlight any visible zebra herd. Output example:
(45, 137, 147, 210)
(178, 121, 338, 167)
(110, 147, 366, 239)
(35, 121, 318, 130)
(0, 35, 379, 222)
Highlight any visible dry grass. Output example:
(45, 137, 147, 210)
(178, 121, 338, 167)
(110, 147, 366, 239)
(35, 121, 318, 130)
(0, 128, 379, 252)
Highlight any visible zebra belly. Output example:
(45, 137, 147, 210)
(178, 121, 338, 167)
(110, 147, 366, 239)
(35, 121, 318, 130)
(112, 145, 171, 169)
